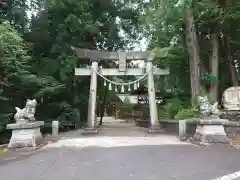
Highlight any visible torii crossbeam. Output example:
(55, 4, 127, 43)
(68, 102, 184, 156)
(73, 48, 170, 134)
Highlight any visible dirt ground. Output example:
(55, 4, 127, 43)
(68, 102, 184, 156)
(230, 134, 240, 148)
(0, 135, 61, 164)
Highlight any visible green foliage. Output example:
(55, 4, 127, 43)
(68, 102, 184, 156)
(174, 107, 200, 120)
(151, 45, 174, 59)
(0, 0, 141, 144)
(157, 105, 169, 120)
(201, 73, 219, 85)
(0, 21, 26, 57)
(140, 0, 240, 98)
(119, 97, 134, 113)
(157, 95, 193, 120)
(165, 98, 184, 119)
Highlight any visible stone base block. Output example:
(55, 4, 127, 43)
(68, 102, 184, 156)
(81, 128, 98, 135)
(194, 124, 230, 144)
(7, 121, 44, 148)
(148, 125, 164, 134)
(220, 110, 240, 122)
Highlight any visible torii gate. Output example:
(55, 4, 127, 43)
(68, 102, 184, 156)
(73, 48, 169, 134)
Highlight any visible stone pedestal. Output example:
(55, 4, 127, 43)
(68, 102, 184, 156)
(220, 110, 240, 122)
(7, 121, 44, 148)
(193, 119, 229, 144)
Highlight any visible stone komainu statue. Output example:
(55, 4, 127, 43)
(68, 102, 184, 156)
(14, 99, 37, 124)
(198, 96, 220, 117)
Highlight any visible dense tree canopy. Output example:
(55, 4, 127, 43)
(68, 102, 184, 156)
(141, 0, 240, 103)
(1, 0, 240, 135)
(0, 0, 141, 130)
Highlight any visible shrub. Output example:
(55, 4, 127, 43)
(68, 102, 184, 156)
(165, 98, 183, 119)
(119, 97, 134, 113)
(174, 107, 199, 120)
(157, 105, 169, 120)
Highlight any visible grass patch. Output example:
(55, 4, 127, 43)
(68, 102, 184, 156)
(0, 148, 9, 156)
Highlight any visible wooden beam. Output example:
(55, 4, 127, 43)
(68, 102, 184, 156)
(75, 68, 169, 76)
(73, 47, 152, 61)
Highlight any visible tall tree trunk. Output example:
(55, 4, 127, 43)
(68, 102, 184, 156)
(73, 60, 81, 128)
(209, 33, 219, 101)
(221, 0, 239, 86)
(184, 7, 201, 104)
(226, 36, 239, 86)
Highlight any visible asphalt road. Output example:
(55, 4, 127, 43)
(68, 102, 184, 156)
(0, 144, 240, 180)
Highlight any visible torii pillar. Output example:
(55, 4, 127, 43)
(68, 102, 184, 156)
(84, 58, 99, 134)
(146, 57, 162, 133)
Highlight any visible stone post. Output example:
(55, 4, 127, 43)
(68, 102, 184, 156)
(179, 120, 187, 140)
(84, 59, 99, 134)
(104, 108, 107, 116)
(116, 110, 119, 119)
(52, 121, 59, 136)
(146, 58, 162, 133)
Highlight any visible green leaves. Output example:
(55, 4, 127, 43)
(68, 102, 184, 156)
(34, 84, 67, 98)
(151, 45, 174, 58)
(0, 21, 26, 57)
(174, 106, 199, 120)
(201, 73, 219, 85)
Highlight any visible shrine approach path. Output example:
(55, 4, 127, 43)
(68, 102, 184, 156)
(0, 117, 240, 180)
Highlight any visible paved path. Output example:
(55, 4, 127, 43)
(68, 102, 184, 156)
(1, 117, 240, 180)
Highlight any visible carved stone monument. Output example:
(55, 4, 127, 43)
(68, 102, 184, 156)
(220, 86, 240, 121)
(7, 99, 44, 148)
(193, 96, 229, 143)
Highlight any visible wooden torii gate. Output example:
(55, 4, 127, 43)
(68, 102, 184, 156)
(73, 48, 169, 133)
